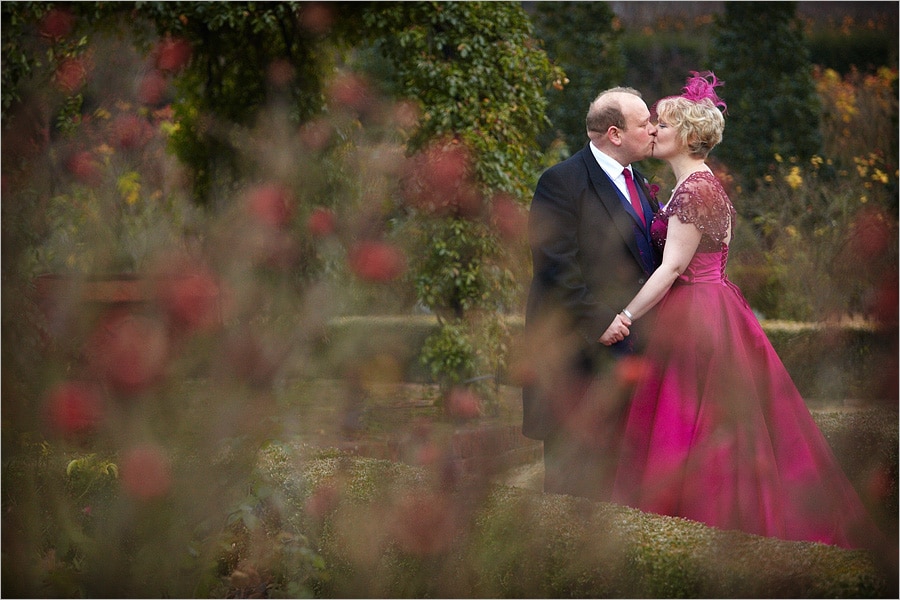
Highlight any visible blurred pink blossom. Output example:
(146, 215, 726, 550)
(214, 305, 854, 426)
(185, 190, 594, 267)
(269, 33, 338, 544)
(154, 36, 192, 73)
(86, 311, 170, 396)
(43, 381, 105, 437)
(490, 193, 527, 240)
(120, 444, 173, 500)
(308, 207, 336, 238)
(55, 57, 88, 93)
(246, 183, 295, 229)
(348, 241, 406, 282)
(39, 8, 75, 41)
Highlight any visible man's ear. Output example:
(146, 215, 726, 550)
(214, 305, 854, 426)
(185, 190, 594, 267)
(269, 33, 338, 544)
(607, 126, 623, 146)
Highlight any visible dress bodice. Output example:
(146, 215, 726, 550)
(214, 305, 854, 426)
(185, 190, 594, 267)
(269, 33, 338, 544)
(650, 171, 737, 284)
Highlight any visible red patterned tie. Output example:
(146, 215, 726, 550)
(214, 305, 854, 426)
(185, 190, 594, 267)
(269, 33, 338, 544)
(623, 168, 645, 226)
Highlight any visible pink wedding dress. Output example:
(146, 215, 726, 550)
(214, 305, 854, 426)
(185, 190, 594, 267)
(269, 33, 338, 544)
(610, 171, 876, 549)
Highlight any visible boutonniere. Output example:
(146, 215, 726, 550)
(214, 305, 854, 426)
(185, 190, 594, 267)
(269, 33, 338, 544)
(643, 178, 660, 203)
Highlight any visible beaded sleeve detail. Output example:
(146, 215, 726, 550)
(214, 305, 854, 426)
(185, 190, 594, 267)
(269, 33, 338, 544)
(665, 171, 736, 252)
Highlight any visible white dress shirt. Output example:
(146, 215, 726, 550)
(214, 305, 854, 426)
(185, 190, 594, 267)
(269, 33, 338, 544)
(589, 141, 634, 200)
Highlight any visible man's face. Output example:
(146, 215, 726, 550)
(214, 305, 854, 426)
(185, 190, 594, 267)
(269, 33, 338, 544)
(619, 95, 657, 163)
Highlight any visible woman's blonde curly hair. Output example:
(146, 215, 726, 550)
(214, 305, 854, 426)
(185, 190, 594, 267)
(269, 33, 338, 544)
(654, 95, 725, 160)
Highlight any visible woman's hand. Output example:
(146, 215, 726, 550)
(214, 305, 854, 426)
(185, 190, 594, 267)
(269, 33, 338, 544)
(599, 313, 632, 346)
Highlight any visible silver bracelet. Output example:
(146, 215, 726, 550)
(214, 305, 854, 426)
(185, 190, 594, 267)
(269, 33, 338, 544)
(621, 308, 634, 321)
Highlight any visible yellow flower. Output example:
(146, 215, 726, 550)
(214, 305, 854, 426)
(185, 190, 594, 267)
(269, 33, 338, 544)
(774, 153, 783, 163)
(784, 166, 803, 189)
(160, 121, 180, 136)
(117, 171, 142, 205)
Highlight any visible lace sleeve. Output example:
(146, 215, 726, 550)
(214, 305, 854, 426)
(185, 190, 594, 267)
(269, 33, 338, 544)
(667, 172, 733, 248)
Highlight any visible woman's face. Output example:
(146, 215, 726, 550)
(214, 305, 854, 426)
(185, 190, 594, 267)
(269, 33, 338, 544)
(650, 112, 682, 160)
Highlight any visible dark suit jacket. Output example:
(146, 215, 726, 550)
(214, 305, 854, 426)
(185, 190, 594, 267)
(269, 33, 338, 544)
(522, 142, 661, 440)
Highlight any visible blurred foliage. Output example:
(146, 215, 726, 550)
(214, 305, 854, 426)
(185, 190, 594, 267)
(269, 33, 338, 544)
(358, 1, 561, 198)
(726, 65, 898, 321)
(815, 65, 899, 188)
(529, 1, 626, 154)
(133, 1, 354, 207)
(0, 4, 558, 594)
(806, 20, 899, 75)
(1, 3, 897, 596)
(350, 1, 562, 400)
(2, 1, 561, 400)
(617, 3, 897, 99)
(295, 452, 893, 598)
(710, 1, 823, 191)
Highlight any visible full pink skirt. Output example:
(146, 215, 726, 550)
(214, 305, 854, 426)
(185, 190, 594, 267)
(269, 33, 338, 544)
(611, 274, 876, 549)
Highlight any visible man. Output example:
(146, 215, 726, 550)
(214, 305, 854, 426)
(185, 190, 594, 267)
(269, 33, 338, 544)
(521, 87, 660, 500)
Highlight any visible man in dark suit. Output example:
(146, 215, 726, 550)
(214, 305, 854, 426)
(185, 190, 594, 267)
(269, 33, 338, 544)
(521, 87, 660, 500)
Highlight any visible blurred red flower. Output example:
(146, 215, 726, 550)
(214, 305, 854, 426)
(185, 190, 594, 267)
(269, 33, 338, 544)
(110, 114, 153, 150)
(348, 241, 406, 282)
(446, 386, 483, 420)
(156, 269, 221, 333)
(299, 2, 334, 34)
(402, 141, 480, 217)
(86, 311, 170, 395)
(615, 355, 652, 386)
(490, 193, 527, 240)
(55, 57, 88, 93)
(39, 8, 75, 40)
(847, 206, 891, 258)
(120, 444, 173, 501)
(65, 150, 101, 185)
(308, 207, 336, 238)
(871, 273, 898, 326)
(328, 72, 372, 113)
(138, 69, 169, 105)
(299, 118, 332, 151)
(154, 36, 192, 73)
(267, 58, 295, 87)
(44, 381, 104, 437)
(246, 183, 295, 229)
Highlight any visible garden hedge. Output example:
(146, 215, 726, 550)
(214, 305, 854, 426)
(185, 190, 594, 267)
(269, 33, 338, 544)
(277, 450, 895, 598)
(315, 315, 894, 402)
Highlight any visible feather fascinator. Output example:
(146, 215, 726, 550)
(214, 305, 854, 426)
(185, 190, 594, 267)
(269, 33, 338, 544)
(681, 71, 727, 113)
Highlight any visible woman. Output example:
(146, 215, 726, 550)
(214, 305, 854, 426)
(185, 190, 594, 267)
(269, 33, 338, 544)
(603, 71, 878, 549)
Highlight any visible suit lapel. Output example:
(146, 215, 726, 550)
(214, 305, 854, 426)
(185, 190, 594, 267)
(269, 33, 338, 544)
(581, 148, 646, 267)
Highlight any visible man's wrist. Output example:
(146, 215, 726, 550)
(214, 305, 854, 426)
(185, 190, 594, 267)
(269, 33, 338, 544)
(621, 308, 634, 321)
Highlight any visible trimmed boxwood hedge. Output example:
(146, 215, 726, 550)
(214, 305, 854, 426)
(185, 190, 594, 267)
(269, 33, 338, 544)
(314, 316, 893, 402)
(270, 451, 894, 598)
